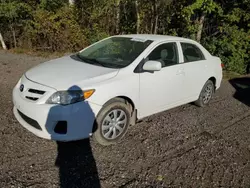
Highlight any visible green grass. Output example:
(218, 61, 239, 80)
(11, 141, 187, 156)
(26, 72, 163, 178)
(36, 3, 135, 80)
(223, 71, 242, 80)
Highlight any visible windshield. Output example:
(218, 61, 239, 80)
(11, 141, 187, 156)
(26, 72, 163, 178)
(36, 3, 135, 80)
(77, 37, 153, 68)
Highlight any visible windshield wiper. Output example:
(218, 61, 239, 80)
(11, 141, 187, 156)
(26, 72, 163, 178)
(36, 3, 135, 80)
(76, 53, 105, 67)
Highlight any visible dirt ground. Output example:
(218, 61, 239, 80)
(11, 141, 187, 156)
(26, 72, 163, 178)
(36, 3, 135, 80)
(0, 50, 250, 188)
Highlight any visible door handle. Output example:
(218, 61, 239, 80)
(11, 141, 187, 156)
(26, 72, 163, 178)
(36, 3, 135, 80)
(176, 69, 185, 75)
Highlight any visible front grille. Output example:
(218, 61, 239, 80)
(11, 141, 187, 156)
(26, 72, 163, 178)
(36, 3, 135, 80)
(25, 88, 46, 102)
(26, 96, 39, 101)
(28, 89, 45, 95)
(17, 110, 42, 130)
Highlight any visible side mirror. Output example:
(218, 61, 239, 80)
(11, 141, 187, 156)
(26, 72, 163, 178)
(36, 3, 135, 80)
(143, 60, 162, 72)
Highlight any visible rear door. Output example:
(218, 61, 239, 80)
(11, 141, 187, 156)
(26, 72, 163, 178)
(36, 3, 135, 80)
(178, 42, 211, 100)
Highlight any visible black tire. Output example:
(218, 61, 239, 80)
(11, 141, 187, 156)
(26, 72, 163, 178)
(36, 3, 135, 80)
(93, 99, 131, 146)
(195, 80, 215, 107)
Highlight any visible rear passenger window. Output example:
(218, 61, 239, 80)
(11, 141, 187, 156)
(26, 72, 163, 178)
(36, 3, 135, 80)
(181, 43, 205, 62)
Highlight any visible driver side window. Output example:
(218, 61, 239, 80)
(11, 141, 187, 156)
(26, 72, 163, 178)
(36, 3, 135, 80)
(146, 42, 179, 68)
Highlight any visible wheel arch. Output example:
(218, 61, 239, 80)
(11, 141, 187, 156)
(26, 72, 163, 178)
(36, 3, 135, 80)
(101, 96, 137, 125)
(208, 76, 216, 89)
(103, 96, 135, 111)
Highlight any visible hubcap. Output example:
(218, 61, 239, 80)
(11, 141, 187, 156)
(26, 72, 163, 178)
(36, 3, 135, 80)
(101, 109, 127, 140)
(202, 84, 213, 104)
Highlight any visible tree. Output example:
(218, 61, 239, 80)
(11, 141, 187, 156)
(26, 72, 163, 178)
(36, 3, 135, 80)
(115, 0, 121, 34)
(0, 2, 32, 48)
(135, 0, 140, 33)
(0, 32, 7, 50)
(182, 0, 222, 42)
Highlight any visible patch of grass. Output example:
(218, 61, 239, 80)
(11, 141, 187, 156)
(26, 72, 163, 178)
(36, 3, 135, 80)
(10, 48, 29, 54)
(223, 71, 241, 80)
(9, 48, 72, 58)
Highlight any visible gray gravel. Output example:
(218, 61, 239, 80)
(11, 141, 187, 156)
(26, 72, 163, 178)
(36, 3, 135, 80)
(0, 50, 250, 188)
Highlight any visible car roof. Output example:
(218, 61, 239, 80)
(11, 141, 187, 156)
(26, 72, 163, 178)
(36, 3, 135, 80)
(114, 34, 195, 43)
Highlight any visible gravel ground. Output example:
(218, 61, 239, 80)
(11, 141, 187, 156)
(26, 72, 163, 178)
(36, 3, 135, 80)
(0, 50, 250, 188)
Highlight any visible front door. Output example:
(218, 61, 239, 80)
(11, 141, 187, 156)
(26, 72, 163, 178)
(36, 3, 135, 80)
(139, 42, 185, 118)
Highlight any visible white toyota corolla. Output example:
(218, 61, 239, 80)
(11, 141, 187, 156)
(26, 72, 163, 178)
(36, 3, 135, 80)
(12, 34, 223, 145)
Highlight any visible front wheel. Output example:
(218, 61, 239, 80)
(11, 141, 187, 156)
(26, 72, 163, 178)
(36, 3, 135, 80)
(93, 100, 131, 146)
(195, 80, 215, 107)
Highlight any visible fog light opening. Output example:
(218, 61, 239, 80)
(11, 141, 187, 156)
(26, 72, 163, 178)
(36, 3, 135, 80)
(54, 121, 67, 134)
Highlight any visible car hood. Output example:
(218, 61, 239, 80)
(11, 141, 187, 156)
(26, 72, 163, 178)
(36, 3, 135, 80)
(25, 55, 119, 90)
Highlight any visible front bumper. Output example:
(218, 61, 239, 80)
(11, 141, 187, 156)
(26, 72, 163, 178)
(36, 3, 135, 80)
(12, 76, 102, 141)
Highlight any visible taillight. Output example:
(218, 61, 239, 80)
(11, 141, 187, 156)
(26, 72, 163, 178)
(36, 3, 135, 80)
(221, 63, 224, 68)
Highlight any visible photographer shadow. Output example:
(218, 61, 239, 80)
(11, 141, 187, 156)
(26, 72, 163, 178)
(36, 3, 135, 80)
(45, 85, 100, 188)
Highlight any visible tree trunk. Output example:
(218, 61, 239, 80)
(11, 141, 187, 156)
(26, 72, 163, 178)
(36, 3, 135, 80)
(69, 0, 75, 5)
(135, 0, 140, 34)
(153, 14, 159, 34)
(10, 25, 17, 48)
(0, 32, 7, 50)
(123, 2, 127, 25)
(196, 13, 205, 43)
(115, 0, 121, 34)
(152, 1, 159, 34)
(150, 4, 154, 33)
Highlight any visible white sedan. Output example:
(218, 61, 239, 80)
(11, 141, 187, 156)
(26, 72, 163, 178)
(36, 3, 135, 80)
(12, 34, 223, 145)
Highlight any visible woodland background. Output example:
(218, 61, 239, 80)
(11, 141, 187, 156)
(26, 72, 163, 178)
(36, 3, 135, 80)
(0, 0, 249, 74)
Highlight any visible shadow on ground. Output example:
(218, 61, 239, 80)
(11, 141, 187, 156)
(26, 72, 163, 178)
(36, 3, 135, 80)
(44, 85, 100, 188)
(55, 140, 100, 188)
(229, 77, 250, 107)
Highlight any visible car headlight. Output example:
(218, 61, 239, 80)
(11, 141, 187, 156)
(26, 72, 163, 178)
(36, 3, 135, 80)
(46, 89, 95, 105)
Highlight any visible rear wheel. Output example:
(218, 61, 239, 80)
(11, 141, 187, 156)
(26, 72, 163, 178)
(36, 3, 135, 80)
(93, 99, 131, 146)
(195, 80, 214, 107)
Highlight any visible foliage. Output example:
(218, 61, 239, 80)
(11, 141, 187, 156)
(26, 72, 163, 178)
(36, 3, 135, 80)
(181, 0, 223, 39)
(202, 0, 250, 74)
(0, 1, 32, 22)
(0, 0, 249, 74)
(0, 1, 32, 47)
(39, 0, 67, 12)
(24, 6, 87, 51)
(204, 25, 250, 74)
